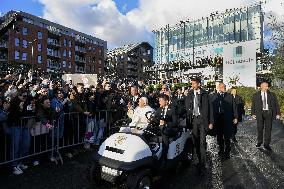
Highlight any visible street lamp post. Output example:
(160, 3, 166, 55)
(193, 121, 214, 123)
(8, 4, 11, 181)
(180, 20, 186, 78)
(29, 39, 37, 75)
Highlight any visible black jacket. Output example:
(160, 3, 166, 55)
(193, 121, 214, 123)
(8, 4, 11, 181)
(7, 97, 29, 126)
(211, 92, 238, 137)
(128, 95, 140, 109)
(95, 92, 106, 111)
(172, 94, 186, 118)
(185, 88, 214, 130)
(251, 91, 280, 120)
(234, 94, 245, 122)
(152, 106, 178, 136)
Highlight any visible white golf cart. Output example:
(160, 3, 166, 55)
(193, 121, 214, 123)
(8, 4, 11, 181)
(87, 112, 194, 189)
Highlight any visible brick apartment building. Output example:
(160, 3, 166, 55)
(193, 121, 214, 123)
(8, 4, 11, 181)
(107, 42, 153, 80)
(0, 11, 107, 76)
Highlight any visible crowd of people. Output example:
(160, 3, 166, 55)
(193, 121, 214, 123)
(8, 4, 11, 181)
(0, 70, 281, 177)
(0, 71, 173, 175)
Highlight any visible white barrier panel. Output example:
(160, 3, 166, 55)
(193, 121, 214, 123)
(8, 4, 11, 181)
(62, 74, 97, 87)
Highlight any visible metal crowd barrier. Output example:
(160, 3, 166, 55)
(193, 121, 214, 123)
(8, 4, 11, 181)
(0, 110, 111, 166)
(0, 116, 55, 166)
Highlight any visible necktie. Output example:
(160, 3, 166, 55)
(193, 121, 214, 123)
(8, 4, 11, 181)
(263, 92, 267, 110)
(219, 93, 224, 113)
(193, 93, 199, 116)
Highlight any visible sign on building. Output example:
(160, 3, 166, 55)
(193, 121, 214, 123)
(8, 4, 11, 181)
(223, 40, 258, 87)
(62, 74, 97, 87)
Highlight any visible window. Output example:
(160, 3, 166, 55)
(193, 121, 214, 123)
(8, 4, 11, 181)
(14, 51, 20, 60)
(39, 22, 44, 28)
(236, 46, 243, 55)
(15, 38, 20, 46)
(148, 50, 151, 55)
(68, 61, 71, 68)
(64, 39, 67, 46)
(69, 51, 72, 58)
(22, 40, 28, 48)
(22, 27, 28, 35)
(63, 49, 66, 57)
(37, 55, 42, 63)
(99, 68, 102, 74)
(22, 52, 27, 61)
(62, 60, 66, 68)
(69, 41, 72, 47)
(38, 31, 42, 39)
(23, 17, 34, 24)
(38, 43, 42, 52)
(99, 59, 102, 65)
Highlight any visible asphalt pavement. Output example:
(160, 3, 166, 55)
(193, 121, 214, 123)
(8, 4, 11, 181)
(0, 119, 283, 189)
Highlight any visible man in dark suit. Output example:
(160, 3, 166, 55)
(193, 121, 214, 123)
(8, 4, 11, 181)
(152, 94, 177, 162)
(172, 87, 186, 118)
(185, 77, 214, 174)
(251, 81, 281, 151)
(231, 87, 245, 142)
(211, 83, 238, 159)
(128, 85, 140, 109)
(127, 86, 140, 117)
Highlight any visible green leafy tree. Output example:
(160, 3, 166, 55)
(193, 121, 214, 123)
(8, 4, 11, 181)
(267, 4, 284, 81)
(270, 46, 284, 81)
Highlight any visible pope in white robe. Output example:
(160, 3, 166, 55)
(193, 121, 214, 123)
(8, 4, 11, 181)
(121, 97, 155, 134)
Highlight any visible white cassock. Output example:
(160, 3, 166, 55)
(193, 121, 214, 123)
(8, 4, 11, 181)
(120, 106, 155, 134)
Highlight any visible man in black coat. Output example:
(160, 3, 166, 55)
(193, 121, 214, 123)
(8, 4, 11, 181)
(185, 77, 214, 174)
(231, 87, 245, 142)
(172, 87, 186, 118)
(128, 85, 140, 109)
(151, 94, 177, 163)
(251, 81, 281, 151)
(211, 83, 238, 159)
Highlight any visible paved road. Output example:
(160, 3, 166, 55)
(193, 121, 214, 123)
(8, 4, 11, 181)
(0, 119, 283, 189)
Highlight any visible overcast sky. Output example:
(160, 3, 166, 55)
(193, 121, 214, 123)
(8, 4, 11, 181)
(0, 0, 283, 49)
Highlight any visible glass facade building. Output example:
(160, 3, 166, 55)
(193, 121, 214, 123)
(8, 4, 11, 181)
(154, 4, 263, 64)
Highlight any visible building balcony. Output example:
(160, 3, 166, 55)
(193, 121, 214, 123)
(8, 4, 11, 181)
(127, 60, 138, 65)
(75, 46, 87, 54)
(75, 37, 86, 45)
(127, 65, 138, 70)
(75, 66, 85, 73)
(0, 42, 8, 48)
(47, 51, 61, 58)
(47, 26, 62, 36)
(47, 59, 61, 70)
(47, 39, 61, 48)
(0, 53, 7, 61)
(127, 71, 137, 75)
(75, 55, 86, 63)
(47, 66, 61, 70)
(0, 57, 7, 62)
